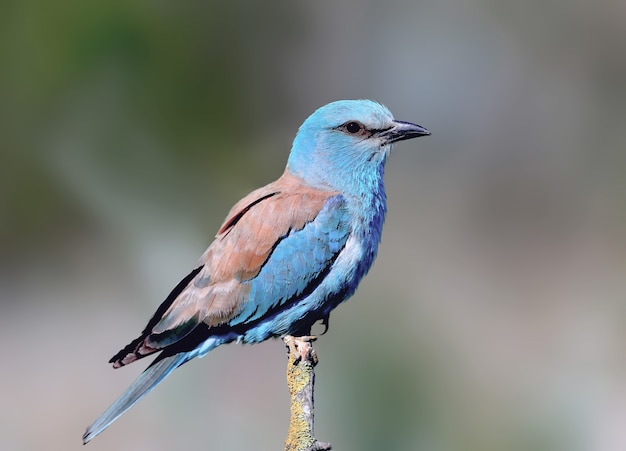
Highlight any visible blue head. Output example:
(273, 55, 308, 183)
(287, 100, 430, 196)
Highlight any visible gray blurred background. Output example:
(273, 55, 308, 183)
(1, 1, 625, 450)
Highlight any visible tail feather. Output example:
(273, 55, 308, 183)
(83, 352, 189, 444)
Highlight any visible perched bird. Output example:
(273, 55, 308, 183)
(83, 99, 430, 444)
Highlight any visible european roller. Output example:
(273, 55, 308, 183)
(83, 99, 430, 443)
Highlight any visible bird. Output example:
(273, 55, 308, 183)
(83, 99, 430, 444)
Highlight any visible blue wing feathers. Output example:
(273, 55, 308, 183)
(231, 195, 350, 326)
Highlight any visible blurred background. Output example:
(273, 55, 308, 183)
(1, 0, 625, 450)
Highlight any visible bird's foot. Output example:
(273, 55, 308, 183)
(283, 335, 318, 366)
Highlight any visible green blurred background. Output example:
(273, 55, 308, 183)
(1, 1, 625, 450)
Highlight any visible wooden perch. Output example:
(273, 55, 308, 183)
(283, 336, 332, 451)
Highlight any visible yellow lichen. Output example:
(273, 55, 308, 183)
(284, 337, 318, 451)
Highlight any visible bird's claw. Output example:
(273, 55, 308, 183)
(283, 335, 318, 365)
(319, 314, 330, 335)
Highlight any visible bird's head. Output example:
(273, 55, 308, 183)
(287, 100, 430, 194)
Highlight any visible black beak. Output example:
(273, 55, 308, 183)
(380, 120, 431, 144)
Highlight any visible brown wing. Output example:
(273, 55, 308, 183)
(110, 170, 337, 367)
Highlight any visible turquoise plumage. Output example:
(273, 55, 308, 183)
(83, 99, 430, 444)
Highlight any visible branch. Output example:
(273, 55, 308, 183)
(283, 336, 332, 451)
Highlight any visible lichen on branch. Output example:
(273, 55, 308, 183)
(283, 336, 332, 451)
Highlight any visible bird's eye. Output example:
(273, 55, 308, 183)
(345, 121, 363, 134)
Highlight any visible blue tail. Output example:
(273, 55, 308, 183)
(83, 332, 230, 444)
(83, 352, 190, 444)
